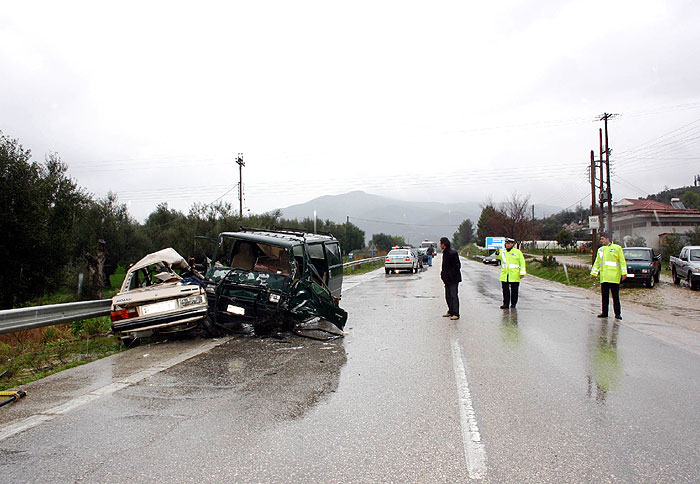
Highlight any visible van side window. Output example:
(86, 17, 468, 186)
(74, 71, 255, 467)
(325, 242, 341, 267)
(292, 245, 305, 276)
(308, 243, 329, 284)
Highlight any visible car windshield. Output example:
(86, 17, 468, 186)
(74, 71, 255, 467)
(690, 250, 700, 262)
(623, 249, 651, 261)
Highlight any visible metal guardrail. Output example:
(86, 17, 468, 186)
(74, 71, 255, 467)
(0, 299, 112, 335)
(342, 256, 384, 268)
(0, 257, 385, 335)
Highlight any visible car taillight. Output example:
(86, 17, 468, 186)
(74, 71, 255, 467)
(405, 257, 411, 261)
(385, 257, 390, 262)
(110, 308, 138, 321)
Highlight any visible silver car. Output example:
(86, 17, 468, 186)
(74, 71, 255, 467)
(110, 248, 208, 343)
(385, 247, 418, 274)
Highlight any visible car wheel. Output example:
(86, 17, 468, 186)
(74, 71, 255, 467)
(654, 271, 660, 283)
(385, 268, 390, 274)
(646, 276, 654, 288)
(672, 268, 680, 285)
(690, 274, 699, 291)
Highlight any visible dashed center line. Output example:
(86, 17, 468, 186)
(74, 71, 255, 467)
(451, 338, 487, 480)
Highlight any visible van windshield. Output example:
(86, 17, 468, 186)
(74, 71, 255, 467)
(208, 237, 292, 284)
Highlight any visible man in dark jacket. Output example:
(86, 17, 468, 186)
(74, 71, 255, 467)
(440, 237, 461, 320)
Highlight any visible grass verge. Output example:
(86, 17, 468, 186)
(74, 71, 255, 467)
(344, 259, 385, 275)
(0, 316, 122, 391)
(525, 257, 596, 289)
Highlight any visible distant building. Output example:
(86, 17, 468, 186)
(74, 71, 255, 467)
(612, 198, 700, 250)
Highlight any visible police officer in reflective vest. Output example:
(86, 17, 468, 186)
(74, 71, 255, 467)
(589, 232, 627, 320)
(496, 238, 526, 309)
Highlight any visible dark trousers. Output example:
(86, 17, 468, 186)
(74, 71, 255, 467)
(445, 283, 460, 317)
(601, 282, 621, 317)
(502, 281, 520, 307)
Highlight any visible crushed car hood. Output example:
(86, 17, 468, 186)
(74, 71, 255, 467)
(113, 282, 204, 306)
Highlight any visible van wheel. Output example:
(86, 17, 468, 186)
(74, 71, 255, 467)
(201, 316, 221, 337)
(691, 274, 699, 291)
(646, 276, 654, 288)
(654, 271, 660, 283)
(672, 268, 680, 285)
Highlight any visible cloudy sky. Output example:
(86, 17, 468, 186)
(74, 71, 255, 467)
(2, 0, 699, 221)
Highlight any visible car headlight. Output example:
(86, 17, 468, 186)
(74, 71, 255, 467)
(179, 295, 204, 307)
(269, 293, 281, 303)
(641, 269, 649, 273)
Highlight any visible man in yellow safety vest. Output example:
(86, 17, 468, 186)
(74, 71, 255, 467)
(589, 232, 627, 320)
(496, 237, 526, 309)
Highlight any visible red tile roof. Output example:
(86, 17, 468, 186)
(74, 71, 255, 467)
(616, 198, 700, 215)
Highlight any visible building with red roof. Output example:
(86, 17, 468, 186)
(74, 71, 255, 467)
(612, 198, 700, 250)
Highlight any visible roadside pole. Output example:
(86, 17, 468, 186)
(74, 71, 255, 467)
(590, 150, 598, 264)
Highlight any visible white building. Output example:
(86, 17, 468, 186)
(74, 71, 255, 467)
(612, 198, 700, 250)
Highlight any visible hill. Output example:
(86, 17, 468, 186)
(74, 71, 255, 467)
(279, 191, 561, 245)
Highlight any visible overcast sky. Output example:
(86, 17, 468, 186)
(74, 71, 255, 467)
(2, 0, 700, 221)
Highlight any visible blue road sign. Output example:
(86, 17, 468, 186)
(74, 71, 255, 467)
(485, 237, 505, 250)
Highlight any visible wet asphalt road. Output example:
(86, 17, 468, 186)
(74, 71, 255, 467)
(1, 256, 700, 483)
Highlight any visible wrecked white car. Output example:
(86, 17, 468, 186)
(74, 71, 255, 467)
(201, 228, 347, 338)
(110, 248, 208, 342)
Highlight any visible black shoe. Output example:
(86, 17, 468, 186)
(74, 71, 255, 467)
(500, 305, 509, 309)
(510, 305, 517, 309)
(597, 313, 608, 318)
(615, 315, 622, 320)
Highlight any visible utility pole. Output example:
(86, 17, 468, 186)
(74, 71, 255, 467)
(598, 113, 617, 236)
(602, 113, 614, 238)
(590, 150, 598, 264)
(598, 128, 605, 231)
(235, 153, 245, 219)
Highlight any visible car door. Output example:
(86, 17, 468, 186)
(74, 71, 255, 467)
(323, 241, 343, 298)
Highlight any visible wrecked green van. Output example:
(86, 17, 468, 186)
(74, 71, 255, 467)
(201, 228, 347, 337)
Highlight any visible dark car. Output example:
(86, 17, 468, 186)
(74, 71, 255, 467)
(201, 228, 347, 337)
(483, 252, 501, 265)
(622, 247, 661, 288)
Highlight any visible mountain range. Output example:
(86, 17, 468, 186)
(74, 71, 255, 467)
(278, 191, 562, 245)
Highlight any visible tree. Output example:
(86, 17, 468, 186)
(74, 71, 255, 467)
(681, 190, 700, 210)
(371, 233, 406, 252)
(555, 229, 574, 249)
(452, 219, 474, 249)
(500, 193, 534, 243)
(660, 232, 684, 263)
(476, 204, 505, 246)
(0, 134, 91, 307)
(686, 225, 700, 246)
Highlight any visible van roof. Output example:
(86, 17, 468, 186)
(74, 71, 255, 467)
(218, 230, 338, 248)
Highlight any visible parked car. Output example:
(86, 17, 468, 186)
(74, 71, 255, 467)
(201, 228, 347, 335)
(670, 246, 700, 290)
(483, 252, 501, 265)
(110, 248, 208, 343)
(385, 247, 419, 273)
(622, 247, 661, 288)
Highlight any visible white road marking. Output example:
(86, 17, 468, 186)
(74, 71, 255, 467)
(0, 337, 231, 442)
(451, 338, 487, 480)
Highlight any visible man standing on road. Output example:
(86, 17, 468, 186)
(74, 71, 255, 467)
(590, 232, 627, 320)
(426, 244, 435, 267)
(440, 237, 461, 320)
(496, 237, 526, 309)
